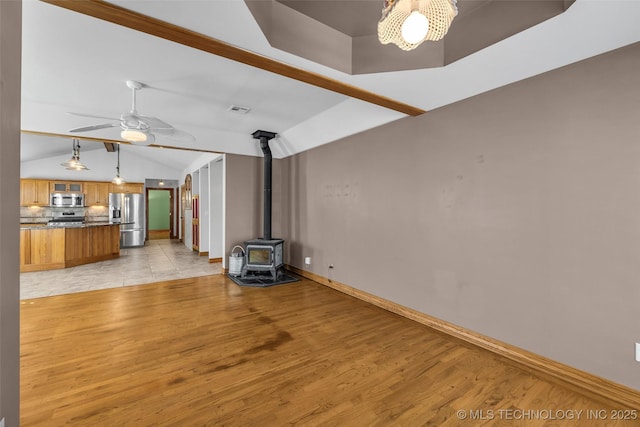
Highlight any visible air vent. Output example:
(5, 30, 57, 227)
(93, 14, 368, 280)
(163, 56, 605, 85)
(228, 105, 251, 114)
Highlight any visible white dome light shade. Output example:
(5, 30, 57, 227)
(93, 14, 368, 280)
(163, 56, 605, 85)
(121, 129, 147, 142)
(121, 129, 155, 146)
(401, 11, 429, 44)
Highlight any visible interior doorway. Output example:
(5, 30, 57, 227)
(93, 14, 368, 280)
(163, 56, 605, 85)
(146, 188, 175, 240)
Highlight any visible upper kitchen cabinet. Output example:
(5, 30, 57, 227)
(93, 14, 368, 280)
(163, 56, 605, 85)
(110, 182, 143, 194)
(84, 182, 110, 206)
(20, 179, 50, 206)
(50, 181, 83, 193)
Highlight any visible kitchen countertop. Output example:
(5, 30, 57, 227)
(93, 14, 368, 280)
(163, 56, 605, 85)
(20, 222, 121, 230)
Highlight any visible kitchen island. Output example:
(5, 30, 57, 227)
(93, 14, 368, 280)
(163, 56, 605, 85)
(20, 223, 120, 272)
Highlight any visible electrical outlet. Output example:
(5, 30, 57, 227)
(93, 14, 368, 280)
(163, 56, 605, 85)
(304, 257, 311, 265)
(636, 343, 640, 362)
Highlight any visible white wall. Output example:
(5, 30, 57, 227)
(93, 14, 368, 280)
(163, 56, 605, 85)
(21, 145, 182, 181)
(181, 153, 221, 181)
(199, 166, 210, 254)
(184, 214, 193, 250)
(209, 158, 223, 260)
(180, 152, 222, 251)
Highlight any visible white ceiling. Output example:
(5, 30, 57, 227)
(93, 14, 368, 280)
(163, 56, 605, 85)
(21, 0, 640, 170)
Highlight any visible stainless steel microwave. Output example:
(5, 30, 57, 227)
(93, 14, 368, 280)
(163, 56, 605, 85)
(50, 193, 84, 207)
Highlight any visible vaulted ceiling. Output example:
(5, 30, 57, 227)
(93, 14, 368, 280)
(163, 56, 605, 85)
(21, 0, 640, 169)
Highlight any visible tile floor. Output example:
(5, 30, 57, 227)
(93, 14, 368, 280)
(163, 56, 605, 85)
(20, 239, 222, 300)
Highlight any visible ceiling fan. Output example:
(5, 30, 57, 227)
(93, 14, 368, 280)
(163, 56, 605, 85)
(68, 80, 196, 146)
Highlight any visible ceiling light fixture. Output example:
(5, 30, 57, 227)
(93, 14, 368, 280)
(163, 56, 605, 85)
(112, 144, 125, 185)
(378, 0, 458, 51)
(60, 139, 89, 171)
(121, 129, 155, 146)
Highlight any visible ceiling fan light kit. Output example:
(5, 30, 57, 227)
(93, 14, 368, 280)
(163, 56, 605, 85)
(68, 80, 195, 145)
(378, 0, 457, 50)
(121, 129, 155, 146)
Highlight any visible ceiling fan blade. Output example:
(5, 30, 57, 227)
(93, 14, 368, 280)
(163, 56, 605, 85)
(69, 123, 117, 133)
(67, 111, 120, 121)
(136, 115, 173, 130)
(154, 128, 196, 142)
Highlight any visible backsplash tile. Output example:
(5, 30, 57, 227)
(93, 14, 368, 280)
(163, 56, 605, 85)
(20, 206, 109, 223)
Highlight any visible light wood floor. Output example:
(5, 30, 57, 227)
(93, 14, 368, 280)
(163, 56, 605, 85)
(21, 275, 638, 426)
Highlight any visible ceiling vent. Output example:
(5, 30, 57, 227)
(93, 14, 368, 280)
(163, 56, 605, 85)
(228, 105, 251, 114)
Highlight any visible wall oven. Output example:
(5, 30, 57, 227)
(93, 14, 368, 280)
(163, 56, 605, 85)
(50, 193, 84, 208)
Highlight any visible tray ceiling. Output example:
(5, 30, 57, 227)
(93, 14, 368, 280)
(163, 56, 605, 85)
(246, 0, 575, 74)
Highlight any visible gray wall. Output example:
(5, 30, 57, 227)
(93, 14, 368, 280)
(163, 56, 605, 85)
(283, 42, 640, 391)
(225, 154, 262, 261)
(0, 1, 21, 424)
(224, 153, 289, 265)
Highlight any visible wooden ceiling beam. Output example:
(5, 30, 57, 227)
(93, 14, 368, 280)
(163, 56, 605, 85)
(40, 0, 426, 117)
(21, 130, 224, 154)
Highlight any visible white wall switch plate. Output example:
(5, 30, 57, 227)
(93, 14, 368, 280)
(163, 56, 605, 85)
(304, 256, 311, 265)
(636, 343, 640, 362)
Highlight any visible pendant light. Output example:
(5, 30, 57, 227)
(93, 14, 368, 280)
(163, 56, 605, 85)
(112, 144, 125, 185)
(60, 139, 89, 171)
(378, 0, 458, 51)
(401, 9, 430, 44)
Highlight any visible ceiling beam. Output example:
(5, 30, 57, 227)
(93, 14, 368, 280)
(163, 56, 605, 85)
(103, 142, 116, 152)
(21, 130, 224, 154)
(40, 0, 426, 117)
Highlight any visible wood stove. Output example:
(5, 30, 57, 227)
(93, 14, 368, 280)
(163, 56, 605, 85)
(242, 238, 284, 281)
(240, 130, 286, 281)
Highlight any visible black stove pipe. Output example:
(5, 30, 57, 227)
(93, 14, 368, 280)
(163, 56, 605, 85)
(252, 130, 277, 241)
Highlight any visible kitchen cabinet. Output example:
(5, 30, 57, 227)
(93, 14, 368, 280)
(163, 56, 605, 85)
(19, 229, 31, 266)
(50, 181, 83, 193)
(21, 179, 143, 206)
(84, 182, 111, 206)
(20, 228, 66, 271)
(64, 225, 119, 266)
(110, 182, 143, 194)
(20, 179, 50, 206)
(89, 225, 120, 257)
(20, 224, 120, 272)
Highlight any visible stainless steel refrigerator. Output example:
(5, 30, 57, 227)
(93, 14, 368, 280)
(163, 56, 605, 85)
(109, 193, 145, 248)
